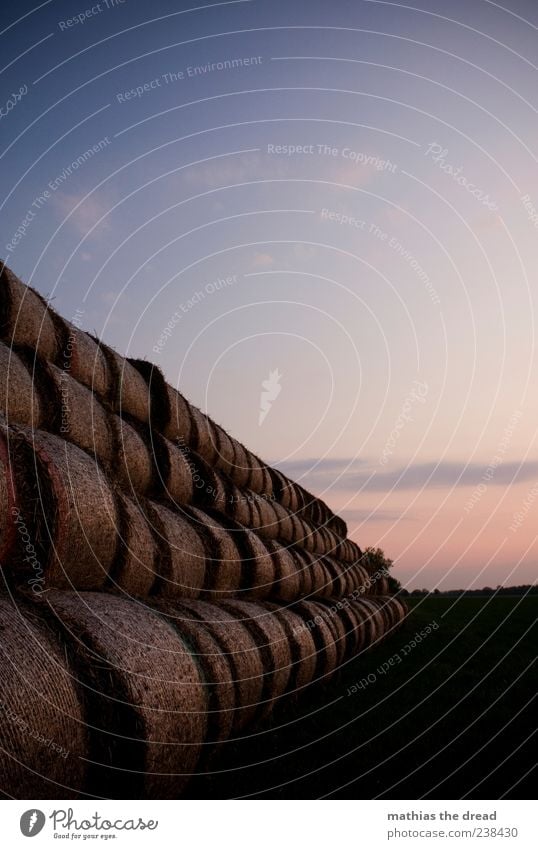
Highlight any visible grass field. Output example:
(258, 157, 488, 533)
(187, 596, 537, 799)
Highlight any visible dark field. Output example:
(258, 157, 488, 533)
(187, 596, 537, 799)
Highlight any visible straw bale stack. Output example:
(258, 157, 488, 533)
(0, 263, 408, 799)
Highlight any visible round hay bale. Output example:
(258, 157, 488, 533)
(292, 600, 338, 682)
(43, 362, 113, 465)
(102, 345, 151, 423)
(16, 428, 118, 590)
(108, 493, 158, 597)
(288, 512, 307, 548)
(163, 385, 192, 445)
(151, 600, 236, 753)
(55, 321, 111, 398)
(212, 423, 236, 477)
(187, 450, 227, 513)
(299, 519, 318, 553)
(187, 507, 242, 600)
(189, 405, 218, 465)
(45, 591, 207, 798)
(228, 441, 251, 489)
(159, 437, 194, 507)
(267, 467, 285, 501)
(346, 562, 371, 595)
(350, 598, 382, 647)
(308, 554, 333, 599)
(0, 342, 42, 428)
(320, 556, 346, 598)
(146, 502, 206, 599)
(0, 266, 59, 360)
(239, 527, 276, 600)
(0, 425, 19, 567)
(108, 414, 153, 496)
(340, 601, 368, 653)
(290, 548, 315, 598)
(176, 599, 264, 732)
(253, 496, 280, 540)
(306, 600, 347, 667)
(316, 598, 362, 658)
(264, 540, 301, 602)
(0, 595, 88, 798)
(220, 600, 291, 714)
(271, 499, 295, 542)
(246, 452, 264, 493)
(127, 358, 170, 431)
(267, 604, 317, 693)
(225, 482, 254, 528)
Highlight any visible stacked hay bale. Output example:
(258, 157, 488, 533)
(0, 264, 407, 798)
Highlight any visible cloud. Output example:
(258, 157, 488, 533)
(52, 191, 113, 238)
(341, 508, 417, 523)
(250, 252, 275, 269)
(275, 457, 538, 493)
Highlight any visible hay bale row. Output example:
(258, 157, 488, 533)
(1, 416, 383, 604)
(1, 266, 345, 534)
(0, 590, 406, 798)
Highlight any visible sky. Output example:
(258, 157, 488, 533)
(1, 0, 537, 589)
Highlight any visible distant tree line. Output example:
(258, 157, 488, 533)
(363, 549, 537, 597)
(402, 585, 538, 597)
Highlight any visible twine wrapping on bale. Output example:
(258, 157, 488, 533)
(176, 599, 265, 732)
(38, 360, 113, 465)
(163, 384, 192, 445)
(14, 427, 118, 590)
(146, 501, 206, 599)
(263, 540, 302, 602)
(156, 435, 194, 507)
(225, 482, 254, 529)
(107, 492, 157, 597)
(291, 600, 339, 683)
(271, 499, 295, 542)
(101, 344, 151, 423)
(54, 319, 111, 399)
(151, 599, 236, 757)
(128, 358, 170, 431)
(213, 423, 236, 478)
(108, 414, 153, 496)
(44, 591, 207, 799)
(185, 449, 227, 513)
(187, 507, 242, 600)
(219, 599, 291, 718)
(0, 342, 42, 428)
(0, 266, 59, 360)
(266, 603, 318, 694)
(0, 421, 19, 566)
(189, 405, 219, 466)
(0, 595, 88, 799)
(249, 495, 280, 541)
(228, 441, 251, 489)
(305, 600, 347, 667)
